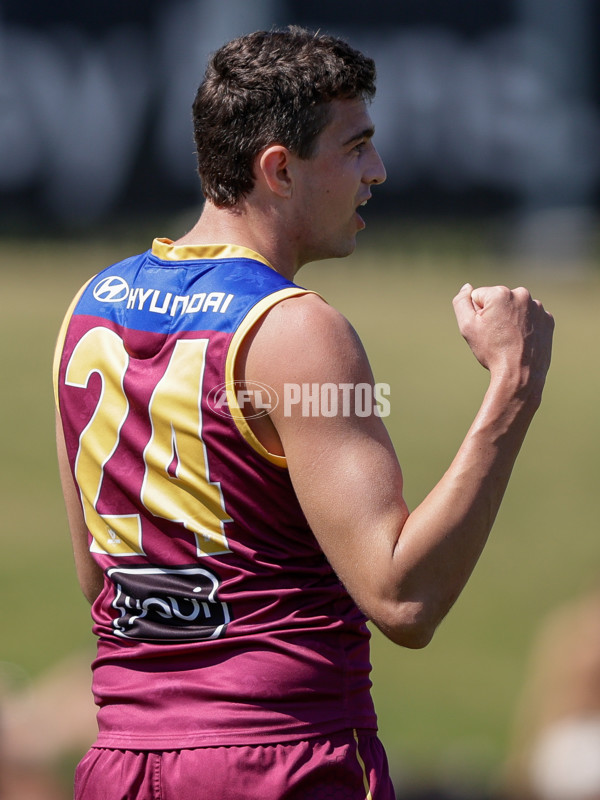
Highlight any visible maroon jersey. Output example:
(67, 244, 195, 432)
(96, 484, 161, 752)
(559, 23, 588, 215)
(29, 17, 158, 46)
(54, 239, 377, 748)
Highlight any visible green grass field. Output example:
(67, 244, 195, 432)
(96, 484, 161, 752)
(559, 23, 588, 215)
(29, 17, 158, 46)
(2, 231, 599, 791)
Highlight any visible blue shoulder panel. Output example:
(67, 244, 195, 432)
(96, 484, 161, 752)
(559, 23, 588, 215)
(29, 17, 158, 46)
(74, 250, 299, 335)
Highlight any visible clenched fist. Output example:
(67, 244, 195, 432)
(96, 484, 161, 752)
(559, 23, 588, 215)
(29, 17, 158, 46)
(452, 283, 554, 402)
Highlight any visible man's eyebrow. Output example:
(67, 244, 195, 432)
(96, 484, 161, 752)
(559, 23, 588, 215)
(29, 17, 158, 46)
(342, 126, 375, 146)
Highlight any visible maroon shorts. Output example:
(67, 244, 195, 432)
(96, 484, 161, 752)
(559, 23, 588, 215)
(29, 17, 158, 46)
(74, 729, 395, 800)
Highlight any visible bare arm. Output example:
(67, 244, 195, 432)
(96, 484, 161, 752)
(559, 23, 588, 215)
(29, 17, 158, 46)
(242, 283, 554, 648)
(55, 408, 104, 605)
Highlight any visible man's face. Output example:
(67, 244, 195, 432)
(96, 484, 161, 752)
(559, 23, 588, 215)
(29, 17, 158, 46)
(291, 98, 386, 266)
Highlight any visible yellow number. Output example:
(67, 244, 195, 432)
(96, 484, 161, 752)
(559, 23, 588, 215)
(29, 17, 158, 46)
(142, 339, 232, 557)
(66, 328, 144, 556)
(65, 329, 231, 558)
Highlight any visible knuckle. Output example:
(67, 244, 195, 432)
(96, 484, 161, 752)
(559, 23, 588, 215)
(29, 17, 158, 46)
(512, 286, 532, 301)
(492, 285, 511, 300)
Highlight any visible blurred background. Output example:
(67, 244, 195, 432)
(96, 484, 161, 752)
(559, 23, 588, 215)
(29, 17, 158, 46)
(1, 1, 599, 799)
(3, 0, 600, 259)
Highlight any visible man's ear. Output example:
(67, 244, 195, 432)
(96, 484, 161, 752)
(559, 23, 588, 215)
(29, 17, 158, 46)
(256, 145, 294, 198)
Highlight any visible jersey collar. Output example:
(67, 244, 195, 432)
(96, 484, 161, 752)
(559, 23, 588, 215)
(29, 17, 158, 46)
(152, 238, 274, 269)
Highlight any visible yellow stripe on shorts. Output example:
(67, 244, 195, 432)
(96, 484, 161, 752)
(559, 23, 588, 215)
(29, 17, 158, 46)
(353, 730, 373, 800)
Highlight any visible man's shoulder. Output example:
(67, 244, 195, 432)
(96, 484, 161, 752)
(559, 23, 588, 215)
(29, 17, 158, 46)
(262, 290, 350, 334)
(243, 290, 369, 389)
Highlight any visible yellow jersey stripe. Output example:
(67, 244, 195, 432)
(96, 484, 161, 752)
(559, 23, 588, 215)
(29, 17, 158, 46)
(224, 287, 319, 468)
(52, 277, 95, 410)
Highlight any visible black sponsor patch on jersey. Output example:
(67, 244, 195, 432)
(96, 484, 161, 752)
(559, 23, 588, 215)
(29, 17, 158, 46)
(107, 565, 230, 642)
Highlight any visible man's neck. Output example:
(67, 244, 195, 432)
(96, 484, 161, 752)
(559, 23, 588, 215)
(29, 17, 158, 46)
(174, 201, 300, 281)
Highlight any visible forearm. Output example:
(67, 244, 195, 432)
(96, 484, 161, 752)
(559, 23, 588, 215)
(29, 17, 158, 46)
(385, 374, 542, 644)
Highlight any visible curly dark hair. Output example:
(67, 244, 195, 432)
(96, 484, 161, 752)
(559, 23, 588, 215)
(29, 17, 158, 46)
(192, 26, 377, 207)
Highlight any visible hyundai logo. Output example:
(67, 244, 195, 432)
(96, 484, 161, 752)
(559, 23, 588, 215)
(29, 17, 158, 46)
(93, 276, 130, 303)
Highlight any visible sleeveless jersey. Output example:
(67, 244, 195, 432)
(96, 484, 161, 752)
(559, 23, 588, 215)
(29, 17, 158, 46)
(53, 239, 377, 749)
